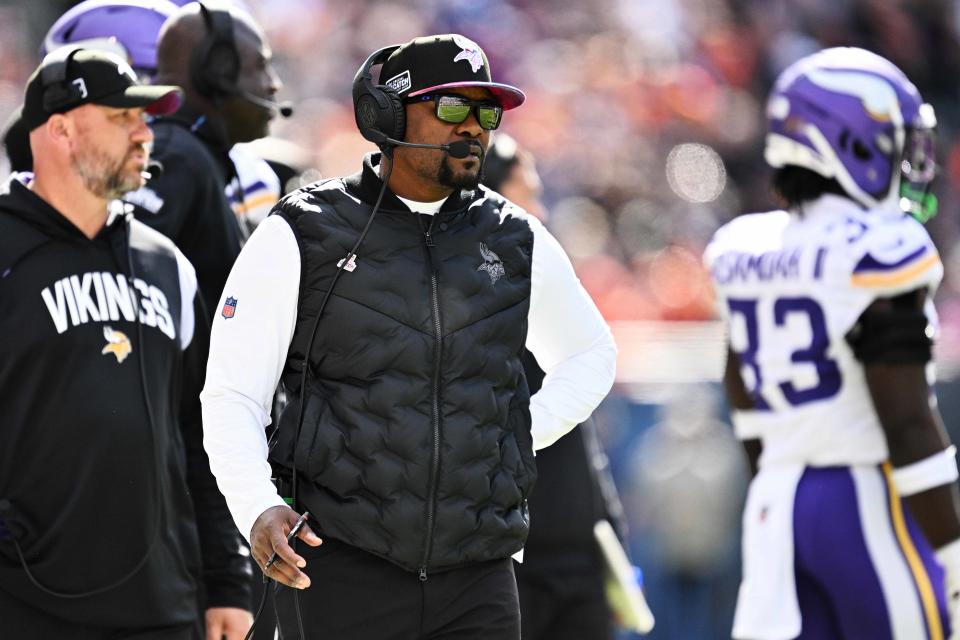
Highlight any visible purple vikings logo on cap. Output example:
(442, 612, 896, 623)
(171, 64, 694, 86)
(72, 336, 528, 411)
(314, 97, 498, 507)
(452, 35, 484, 73)
(222, 296, 237, 319)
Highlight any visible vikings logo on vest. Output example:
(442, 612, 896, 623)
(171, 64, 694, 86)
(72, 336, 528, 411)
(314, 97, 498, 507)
(452, 35, 484, 73)
(41, 272, 175, 339)
(222, 296, 237, 319)
(101, 326, 132, 363)
(477, 243, 505, 284)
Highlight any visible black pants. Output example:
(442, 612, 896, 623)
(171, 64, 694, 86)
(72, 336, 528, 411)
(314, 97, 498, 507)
(273, 538, 520, 639)
(0, 586, 198, 640)
(516, 568, 613, 640)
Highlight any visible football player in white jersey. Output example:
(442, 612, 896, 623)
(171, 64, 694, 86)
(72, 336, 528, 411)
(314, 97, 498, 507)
(705, 47, 960, 640)
(227, 143, 281, 228)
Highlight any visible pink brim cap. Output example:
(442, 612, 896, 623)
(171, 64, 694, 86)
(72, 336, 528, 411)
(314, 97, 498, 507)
(144, 89, 182, 116)
(408, 81, 525, 110)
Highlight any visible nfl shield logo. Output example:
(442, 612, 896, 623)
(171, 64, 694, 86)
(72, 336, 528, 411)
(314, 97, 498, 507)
(222, 296, 237, 319)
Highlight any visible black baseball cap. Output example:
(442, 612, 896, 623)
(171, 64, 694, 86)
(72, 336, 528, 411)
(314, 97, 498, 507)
(378, 34, 525, 110)
(21, 48, 182, 131)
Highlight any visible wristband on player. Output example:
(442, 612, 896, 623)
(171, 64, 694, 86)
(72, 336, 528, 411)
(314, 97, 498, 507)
(892, 446, 959, 497)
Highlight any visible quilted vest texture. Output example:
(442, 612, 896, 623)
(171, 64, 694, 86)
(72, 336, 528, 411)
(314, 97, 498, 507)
(269, 156, 536, 574)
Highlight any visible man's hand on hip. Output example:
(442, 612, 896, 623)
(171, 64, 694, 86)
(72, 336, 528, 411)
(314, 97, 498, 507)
(250, 505, 322, 589)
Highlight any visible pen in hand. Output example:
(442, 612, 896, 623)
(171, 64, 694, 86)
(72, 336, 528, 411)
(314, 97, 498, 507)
(265, 511, 310, 569)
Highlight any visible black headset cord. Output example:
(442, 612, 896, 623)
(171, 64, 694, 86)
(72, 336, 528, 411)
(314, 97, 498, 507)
(12, 211, 166, 599)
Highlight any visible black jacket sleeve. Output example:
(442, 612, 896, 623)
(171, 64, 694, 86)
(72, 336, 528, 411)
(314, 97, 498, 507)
(180, 293, 252, 610)
(138, 146, 198, 246)
(142, 126, 245, 313)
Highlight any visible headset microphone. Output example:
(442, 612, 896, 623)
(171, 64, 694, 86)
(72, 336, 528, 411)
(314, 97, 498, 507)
(239, 90, 294, 118)
(380, 138, 477, 159)
(141, 160, 164, 181)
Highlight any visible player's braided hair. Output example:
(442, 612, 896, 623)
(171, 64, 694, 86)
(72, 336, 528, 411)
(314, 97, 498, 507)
(772, 166, 846, 210)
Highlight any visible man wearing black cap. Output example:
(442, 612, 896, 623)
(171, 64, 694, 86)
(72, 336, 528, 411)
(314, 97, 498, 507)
(202, 34, 617, 639)
(0, 48, 251, 639)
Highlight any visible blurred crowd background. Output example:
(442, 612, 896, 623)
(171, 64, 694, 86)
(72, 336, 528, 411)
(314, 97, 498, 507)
(5, 1, 960, 638)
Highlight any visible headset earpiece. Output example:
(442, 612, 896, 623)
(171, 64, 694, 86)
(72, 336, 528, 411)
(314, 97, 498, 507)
(40, 46, 85, 113)
(189, 2, 240, 100)
(352, 45, 405, 145)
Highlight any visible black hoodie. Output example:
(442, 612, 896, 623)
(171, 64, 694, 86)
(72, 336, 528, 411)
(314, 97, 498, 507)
(0, 174, 249, 627)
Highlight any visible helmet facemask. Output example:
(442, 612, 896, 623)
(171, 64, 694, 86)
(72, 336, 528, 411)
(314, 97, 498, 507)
(898, 105, 938, 222)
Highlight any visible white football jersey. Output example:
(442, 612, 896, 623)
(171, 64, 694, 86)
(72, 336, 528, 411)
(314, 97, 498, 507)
(705, 194, 942, 468)
(227, 145, 281, 229)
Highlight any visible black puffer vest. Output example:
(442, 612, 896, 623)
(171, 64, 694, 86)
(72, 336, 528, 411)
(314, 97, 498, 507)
(269, 154, 536, 575)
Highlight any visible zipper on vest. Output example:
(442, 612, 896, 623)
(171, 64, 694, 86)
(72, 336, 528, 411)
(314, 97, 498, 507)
(419, 215, 442, 580)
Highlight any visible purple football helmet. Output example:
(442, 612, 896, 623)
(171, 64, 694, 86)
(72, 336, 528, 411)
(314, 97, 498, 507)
(42, 0, 180, 78)
(166, 0, 255, 14)
(765, 47, 937, 217)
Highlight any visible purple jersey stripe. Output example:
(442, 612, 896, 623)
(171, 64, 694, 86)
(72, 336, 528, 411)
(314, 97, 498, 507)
(227, 180, 271, 204)
(243, 180, 268, 196)
(853, 245, 928, 274)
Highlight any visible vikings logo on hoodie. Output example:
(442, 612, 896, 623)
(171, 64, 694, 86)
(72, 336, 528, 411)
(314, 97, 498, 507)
(101, 325, 132, 363)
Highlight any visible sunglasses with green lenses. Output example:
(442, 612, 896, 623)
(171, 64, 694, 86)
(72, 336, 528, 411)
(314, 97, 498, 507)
(405, 93, 503, 130)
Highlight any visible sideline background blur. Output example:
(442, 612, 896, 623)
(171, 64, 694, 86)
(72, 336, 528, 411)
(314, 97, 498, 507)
(5, 1, 960, 637)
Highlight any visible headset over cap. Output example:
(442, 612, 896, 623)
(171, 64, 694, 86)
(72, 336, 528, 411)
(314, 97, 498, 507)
(353, 33, 524, 146)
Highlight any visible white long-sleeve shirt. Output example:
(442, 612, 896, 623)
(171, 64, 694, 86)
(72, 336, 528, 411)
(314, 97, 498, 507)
(201, 207, 617, 541)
